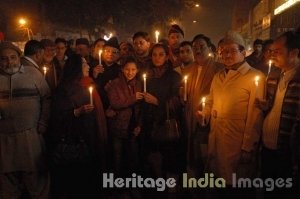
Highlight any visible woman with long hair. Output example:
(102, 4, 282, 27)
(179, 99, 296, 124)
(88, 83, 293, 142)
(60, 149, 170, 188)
(142, 43, 184, 198)
(47, 54, 107, 199)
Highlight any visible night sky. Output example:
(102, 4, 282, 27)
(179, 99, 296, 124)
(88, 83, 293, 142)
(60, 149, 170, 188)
(1, 0, 236, 43)
(181, 0, 235, 43)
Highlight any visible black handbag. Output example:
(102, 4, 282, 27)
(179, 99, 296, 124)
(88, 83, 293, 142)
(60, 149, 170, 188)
(50, 114, 92, 166)
(151, 102, 180, 143)
(51, 137, 91, 166)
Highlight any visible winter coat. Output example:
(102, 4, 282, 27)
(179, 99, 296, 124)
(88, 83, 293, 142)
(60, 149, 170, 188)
(206, 62, 265, 184)
(0, 65, 50, 173)
(105, 74, 142, 138)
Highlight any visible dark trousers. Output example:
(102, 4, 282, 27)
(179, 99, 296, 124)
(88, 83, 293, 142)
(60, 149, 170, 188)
(261, 146, 299, 199)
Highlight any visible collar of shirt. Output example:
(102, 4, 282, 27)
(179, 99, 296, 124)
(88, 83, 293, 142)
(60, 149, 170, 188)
(23, 56, 40, 69)
(282, 65, 299, 83)
(223, 61, 250, 75)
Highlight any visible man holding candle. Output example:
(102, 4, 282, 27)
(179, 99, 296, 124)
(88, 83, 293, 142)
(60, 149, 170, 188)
(41, 39, 60, 92)
(0, 42, 51, 199)
(259, 31, 300, 198)
(201, 31, 264, 196)
(92, 36, 121, 110)
(182, 34, 222, 190)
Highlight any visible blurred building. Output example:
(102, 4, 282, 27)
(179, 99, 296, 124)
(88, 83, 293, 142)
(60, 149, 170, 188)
(232, 0, 300, 47)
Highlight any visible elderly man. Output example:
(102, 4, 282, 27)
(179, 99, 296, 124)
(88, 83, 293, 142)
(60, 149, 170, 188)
(0, 42, 50, 198)
(201, 31, 264, 194)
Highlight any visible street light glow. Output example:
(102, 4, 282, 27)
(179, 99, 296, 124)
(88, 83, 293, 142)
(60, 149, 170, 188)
(195, 4, 200, 7)
(19, 18, 27, 26)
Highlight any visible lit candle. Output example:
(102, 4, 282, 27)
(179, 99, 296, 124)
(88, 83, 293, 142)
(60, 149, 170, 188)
(89, 86, 93, 105)
(98, 49, 103, 65)
(184, 76, 188, 101)
(43, 66, 48, 77)
(143, 74, 147, 92)
(201, 97, 206, 126)
(208, 52, 213, 57)
(155, 31, 160, 43)
(255, 76, 260, 98)
(268, 60, 272, 76)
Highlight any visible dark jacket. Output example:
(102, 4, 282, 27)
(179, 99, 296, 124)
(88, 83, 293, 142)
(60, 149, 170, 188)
(105, 74, 142, 137)
(265, 67, 300, 183)
(93, 62, 121, 110)
(142, 63, 182, 136)
(48, 81, 100, 162)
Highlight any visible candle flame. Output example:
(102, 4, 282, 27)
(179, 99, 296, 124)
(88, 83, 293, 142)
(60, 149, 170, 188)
(143, 74, 146, 79)
(155, 30, 160, 36)
(89, 86, 93, 93)
(268, 60, 272, 66)
(99, 49, 102, 55)
(202, 97, 206, 103)
(184, 76, 188, 81)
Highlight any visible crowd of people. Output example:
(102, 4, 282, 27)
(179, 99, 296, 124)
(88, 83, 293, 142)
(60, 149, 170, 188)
(0, 24, 300, 199)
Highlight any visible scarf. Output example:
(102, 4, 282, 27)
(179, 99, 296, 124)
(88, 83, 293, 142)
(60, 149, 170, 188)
(79, 77, 107, 155)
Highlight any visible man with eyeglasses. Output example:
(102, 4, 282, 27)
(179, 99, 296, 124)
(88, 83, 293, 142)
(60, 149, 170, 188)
(200, 31, 264, 198)
(258, 31, 300, 198)
(93, 36, 121, 110)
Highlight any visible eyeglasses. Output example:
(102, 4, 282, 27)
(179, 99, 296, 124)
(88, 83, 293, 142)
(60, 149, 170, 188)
(267, 49, 282, 55)
(104, 49, 119, 54)
(220, 48, 241, 55)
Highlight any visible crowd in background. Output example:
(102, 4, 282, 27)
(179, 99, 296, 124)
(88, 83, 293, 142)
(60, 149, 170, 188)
(0, 24, 300, 199)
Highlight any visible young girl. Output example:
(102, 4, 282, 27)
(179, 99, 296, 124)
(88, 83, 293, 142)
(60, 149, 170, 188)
(105, 56, 143, 176)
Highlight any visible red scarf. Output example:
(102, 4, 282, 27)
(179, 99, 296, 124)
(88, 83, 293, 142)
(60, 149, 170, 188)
(79, 77, 107, 157)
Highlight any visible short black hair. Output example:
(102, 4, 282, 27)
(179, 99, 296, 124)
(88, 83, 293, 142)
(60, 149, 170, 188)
(278, 31, 300, 57)
(55, 37, 67, 46)
(132, 31, 150, 42)
(192, 34, 213, 48)
(179, 41, 192, 49)
(24, 40, 44, 56)
(122, 56, 138, 68)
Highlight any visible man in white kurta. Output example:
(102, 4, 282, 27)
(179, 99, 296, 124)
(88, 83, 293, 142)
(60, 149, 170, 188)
(202, 31, 265, 185)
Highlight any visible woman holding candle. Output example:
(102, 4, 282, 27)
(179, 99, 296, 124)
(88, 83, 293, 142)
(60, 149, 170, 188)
(141, 43, 184, 197)
(48, 54, 107, 199)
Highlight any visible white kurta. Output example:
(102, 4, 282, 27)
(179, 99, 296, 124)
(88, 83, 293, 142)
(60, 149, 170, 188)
(205, 62, 264, 184)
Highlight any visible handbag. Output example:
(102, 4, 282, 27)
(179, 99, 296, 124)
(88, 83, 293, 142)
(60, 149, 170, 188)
(51, 137, 91, 166)
(151, 102, 180, 143)
(50, 114, 92, 166)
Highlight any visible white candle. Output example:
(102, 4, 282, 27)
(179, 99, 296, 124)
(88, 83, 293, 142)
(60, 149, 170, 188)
(184, 76, 188, 101)
(99, 49, 102, 65)
(155, 31, 160, 43)
(255, 76, 260, 98)
(268, 60, 272, 76)
(201, 97, 206, 126)
(43, 66, 48, 77)
(89, 86, 93, 105)
(143, 74, 147, 92)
